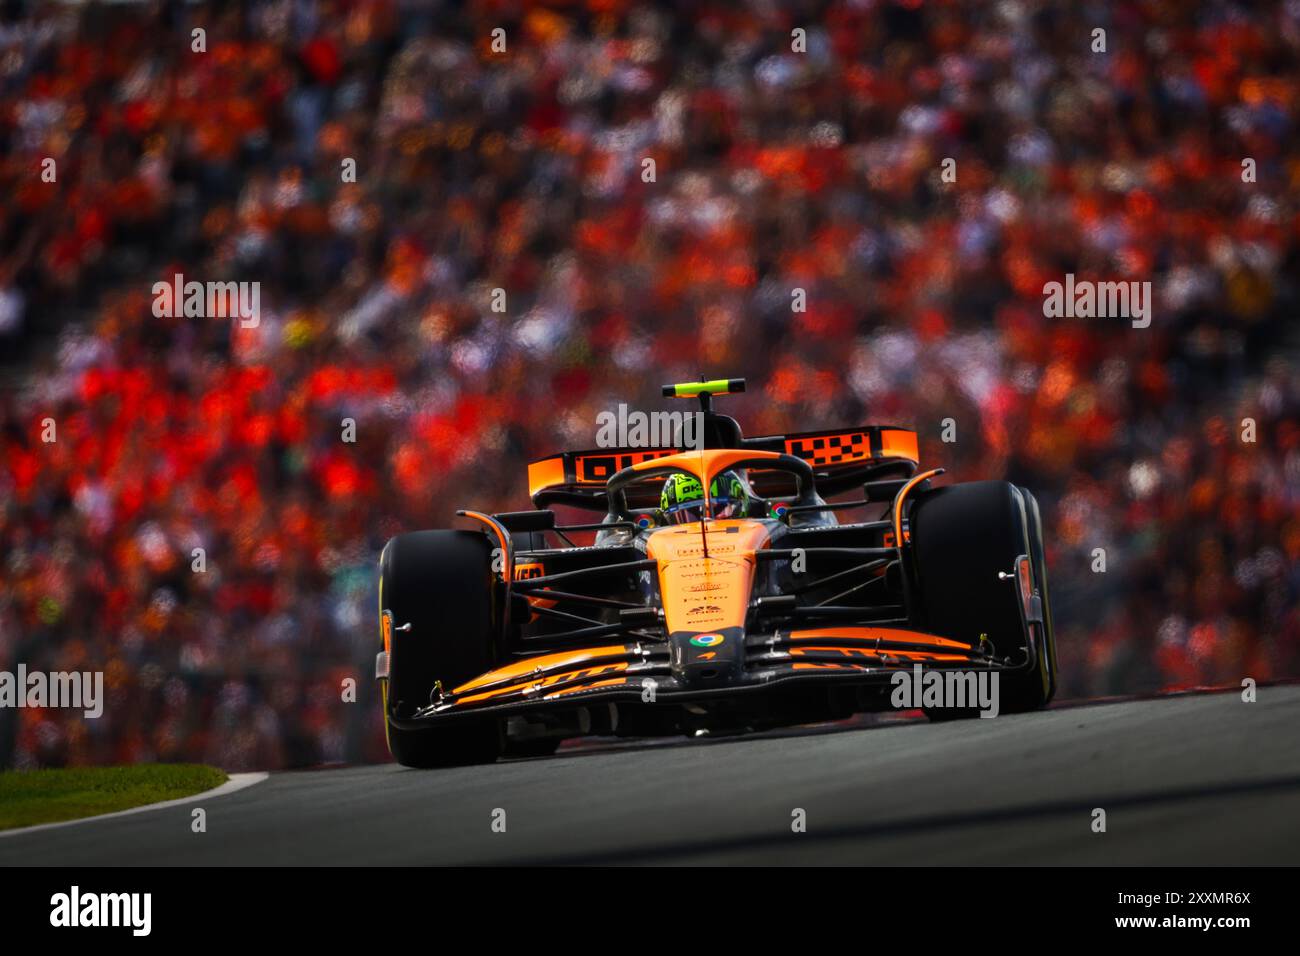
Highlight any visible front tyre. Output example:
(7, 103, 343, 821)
(379, 530, 503, 768)
(909, 480, 1055, 717)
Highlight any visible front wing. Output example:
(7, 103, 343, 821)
(386, 625, 1031, 728)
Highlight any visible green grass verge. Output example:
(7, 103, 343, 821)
(0, 764, 228, 832)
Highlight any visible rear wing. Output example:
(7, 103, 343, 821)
(750, 426, 918, 469)
(528, 426, 918, 509)
(528, 448, 680, 503)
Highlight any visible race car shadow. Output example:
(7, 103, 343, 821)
(503, 771, 1300, 865)
(531, 705, 1035, 761)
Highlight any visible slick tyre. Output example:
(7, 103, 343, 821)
(909, 480, 1054, 718)
(379, 530, 503, 768)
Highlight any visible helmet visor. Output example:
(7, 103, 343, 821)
(664, 496, 743, 524)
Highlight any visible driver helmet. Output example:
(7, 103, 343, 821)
(659, 470, 753, 524)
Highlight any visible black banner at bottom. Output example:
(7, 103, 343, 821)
(0, 866, 1285, 941)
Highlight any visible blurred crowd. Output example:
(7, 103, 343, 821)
(0, 1, 1297, 769)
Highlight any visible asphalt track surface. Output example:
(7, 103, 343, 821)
(2, 686, 1298, 865)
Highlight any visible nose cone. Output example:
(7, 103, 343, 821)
(645, 519, 772, 687)
(669, 627, 744, 686)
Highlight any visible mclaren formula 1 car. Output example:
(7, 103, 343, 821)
(376, 378, 1058, 767)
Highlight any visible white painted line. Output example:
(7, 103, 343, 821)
(0, 771, 268, 838)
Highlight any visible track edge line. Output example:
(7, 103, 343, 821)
(0, 771, 269, 838)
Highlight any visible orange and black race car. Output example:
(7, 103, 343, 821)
(376, 379, 1057, 767)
